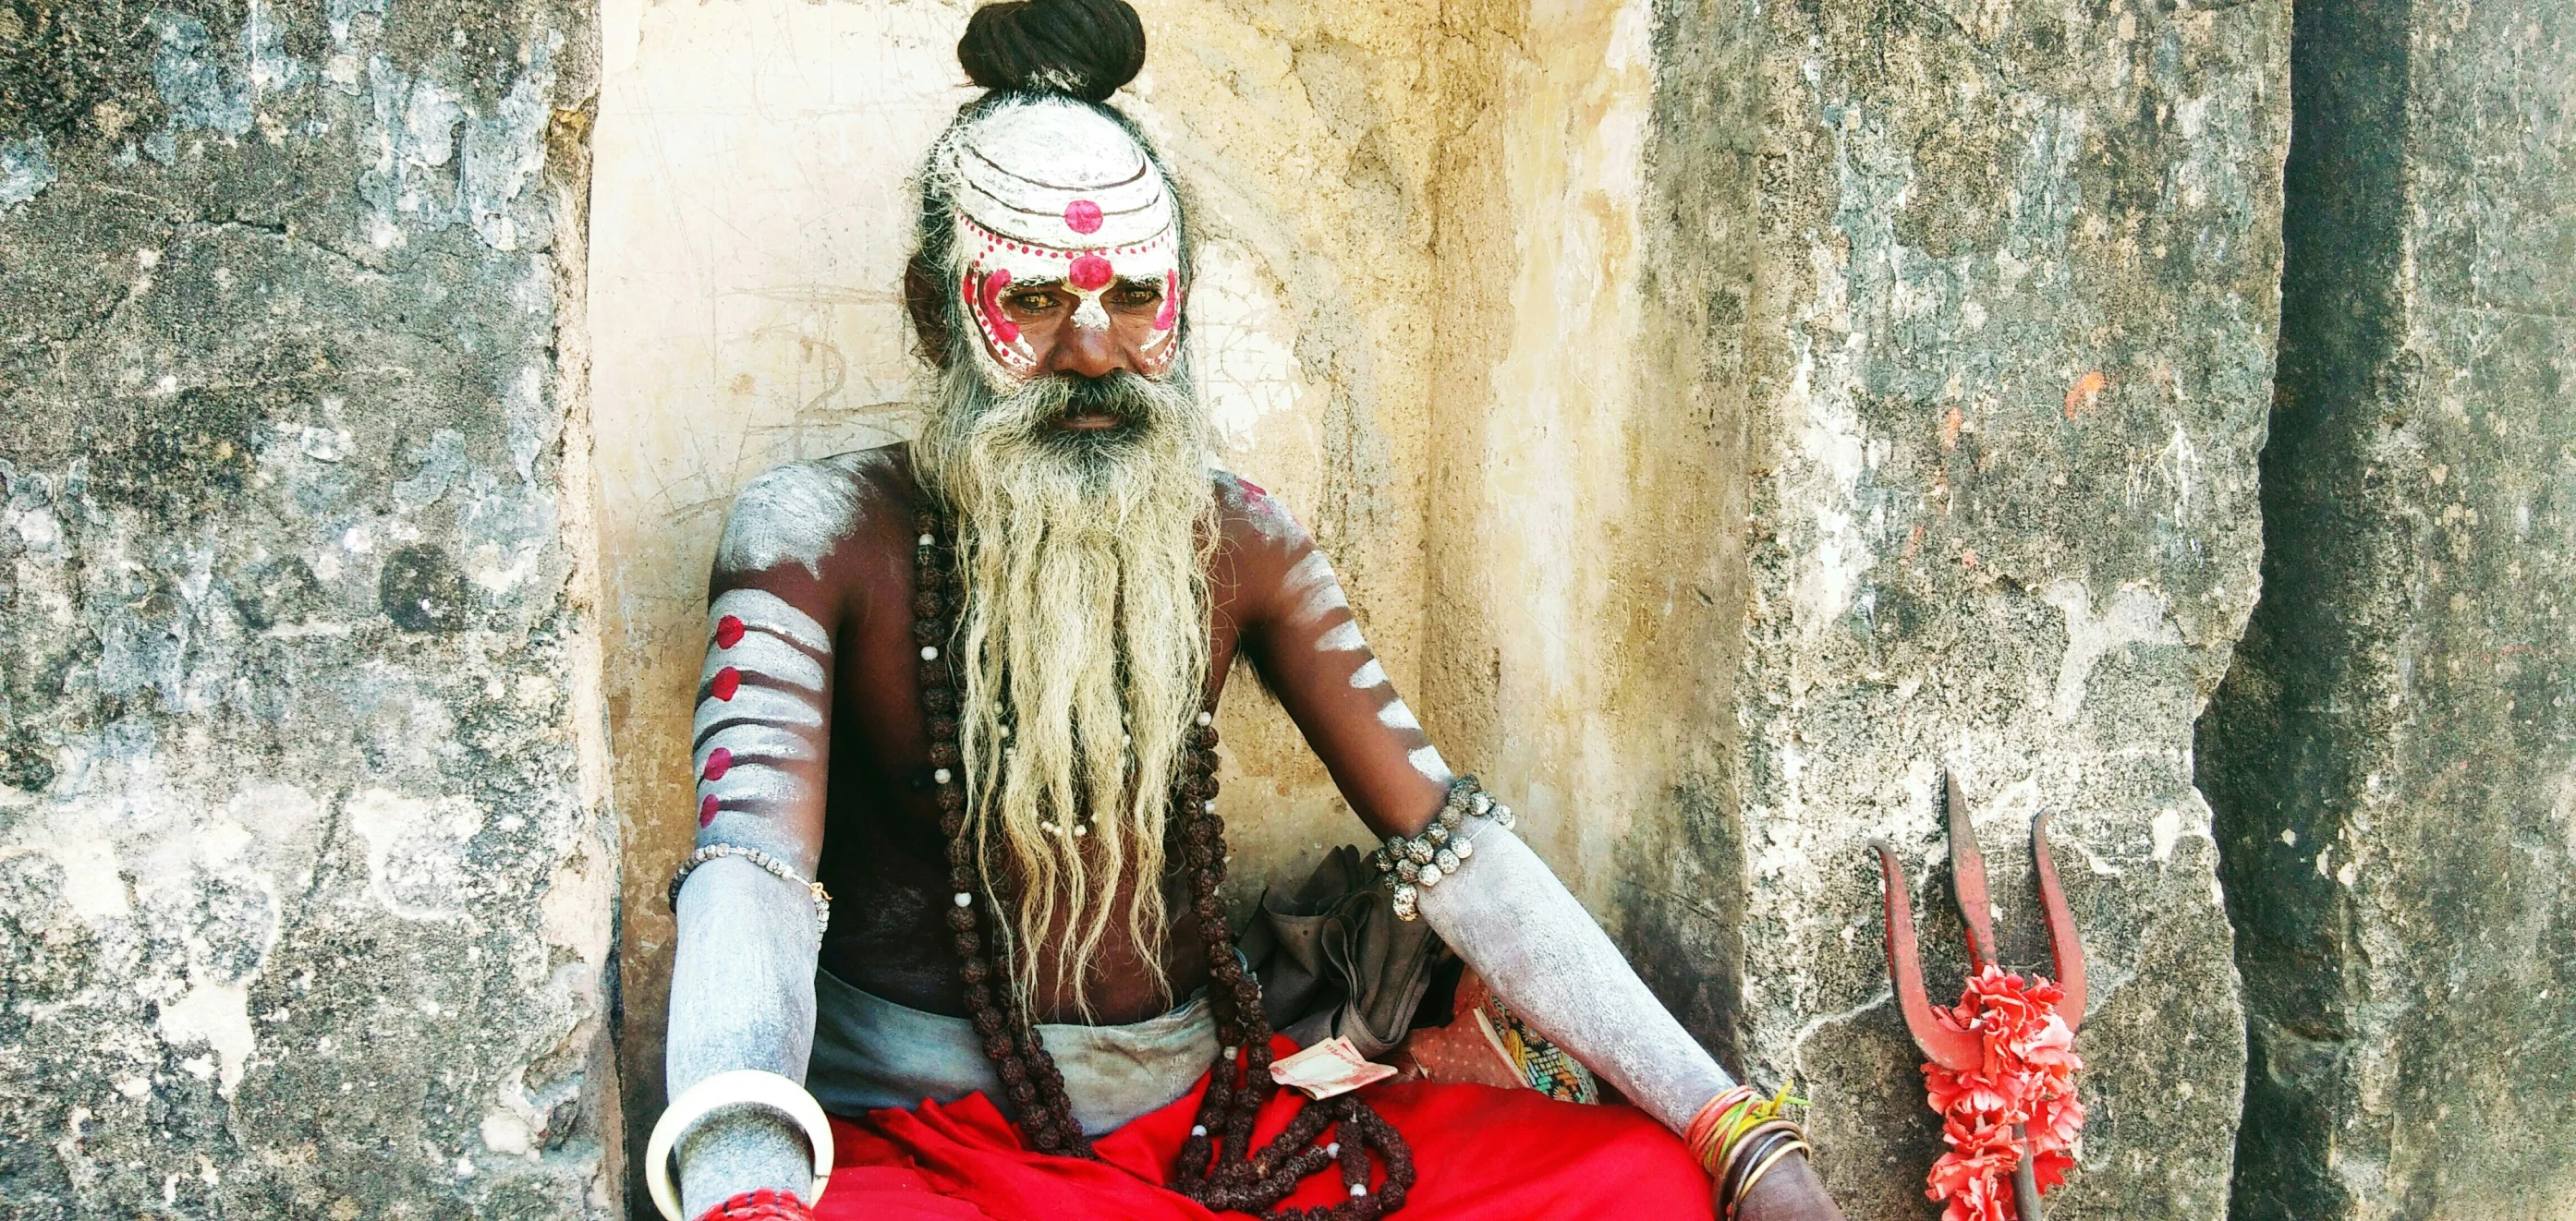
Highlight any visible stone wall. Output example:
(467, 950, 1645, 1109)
(0, 0, 615, 1215)
(1605, 2, 2290, 1216)
(2199, 1, 2576, 1216)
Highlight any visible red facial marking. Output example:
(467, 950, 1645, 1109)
(1068, 254, 1114, 293)
(714, 615, 745, 649)
(703, 747, 733, 781)
(699, 795, 720, 827)
(1064, 199, 1103, 234)
(1154, 271, 1180, 331)
(711, 667, 741, 702)
(978, 269, 1021, 345)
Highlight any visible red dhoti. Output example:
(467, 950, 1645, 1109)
(812, 1038, 1711, 1221)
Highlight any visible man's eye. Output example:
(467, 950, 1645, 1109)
(1111, 287, 1161, 308)
(1007, 292, 1059, 311)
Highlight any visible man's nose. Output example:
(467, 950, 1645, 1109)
(1046, 316, 1131, 379)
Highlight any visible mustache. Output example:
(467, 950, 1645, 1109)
(953, 368, 1197, 448)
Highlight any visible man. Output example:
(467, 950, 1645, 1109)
(655, 3, 1847, 1218)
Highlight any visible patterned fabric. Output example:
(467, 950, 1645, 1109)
(1478, 988, 1600, 1105)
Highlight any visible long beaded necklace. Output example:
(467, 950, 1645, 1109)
(911, 499, 1416, 1219)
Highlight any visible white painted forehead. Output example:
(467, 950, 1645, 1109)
(949, 98, 1173, 251)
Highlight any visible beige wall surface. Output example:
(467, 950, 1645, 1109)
(589, 0, 1675, 1168)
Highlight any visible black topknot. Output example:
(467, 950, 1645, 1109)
(957, 0, 1146, 103)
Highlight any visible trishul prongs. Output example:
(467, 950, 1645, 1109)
(1873, 770, 2090, 1221)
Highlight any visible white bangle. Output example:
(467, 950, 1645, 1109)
(645, 1069, 834, 1221)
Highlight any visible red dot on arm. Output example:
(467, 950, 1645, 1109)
(703, 747, 733, 780)
(715, 615, 745, 648)
(711, 668, 741, 701)
(699, 795, 720, 827)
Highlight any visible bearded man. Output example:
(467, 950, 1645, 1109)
(651, 4, 1848, 1220)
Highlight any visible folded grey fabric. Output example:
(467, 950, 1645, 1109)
(808, 847, 1440, 1136)
(807, 967, 1216, 1136)
(1236, 844, 1448, 1058)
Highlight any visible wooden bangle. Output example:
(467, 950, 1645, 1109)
(1719, 1123, 1799, 1209)
(1726, 1136, 1811, 1220)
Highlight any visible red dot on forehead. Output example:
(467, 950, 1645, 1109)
(699, 795, 719, 827)
(703, 747, 733, 780)
(711, 667, 741, 701)
(714, 615, 745, 648)
(1064, 199, 1103, 234)
(1068, 253, 1114, 292)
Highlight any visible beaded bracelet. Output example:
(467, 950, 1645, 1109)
(694, 1188, 814, 1221)
(1367, 776, 1517, 920)
(668, 844, 832, 938)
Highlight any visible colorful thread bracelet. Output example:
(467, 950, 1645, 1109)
(1684, 1085, 1758, 1171)
(1696, 1079, 1803, 1175)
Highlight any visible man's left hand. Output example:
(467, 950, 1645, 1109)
(1723, 1151, 1845, 1221)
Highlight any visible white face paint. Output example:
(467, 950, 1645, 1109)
(709, 588, 832, 653)
(1349, 658, 1387, 691)
(699, 634, 825, 693)
(714, 453, 873, 578)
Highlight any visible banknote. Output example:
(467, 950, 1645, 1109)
(1268, 1035, 1399, 1100)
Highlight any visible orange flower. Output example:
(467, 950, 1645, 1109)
(1920, 967, 2085, 1220)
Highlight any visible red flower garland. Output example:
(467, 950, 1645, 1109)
(1921, 966, 2084, 1221)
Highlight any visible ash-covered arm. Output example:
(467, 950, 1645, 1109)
(1414, 820, 1735, 1131)
(1223, 482, 1735, 1133)
(664, 463, 857, 1217)
(668, 862, 822, 1215)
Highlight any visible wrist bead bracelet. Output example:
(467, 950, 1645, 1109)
(668, 844, 832, 938)
(1369, 776, 1517, 920)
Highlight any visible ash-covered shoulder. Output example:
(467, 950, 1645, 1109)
(715, 445, 909, 579)
(1209, 468, 1314, 558)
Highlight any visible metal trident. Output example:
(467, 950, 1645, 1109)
(1871, 772, 2086, 1221)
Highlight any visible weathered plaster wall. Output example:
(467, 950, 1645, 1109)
(0, 0, 615, 1215)
(2201, 1, 2576, 1216)
(1699, 2, 2288, 1216)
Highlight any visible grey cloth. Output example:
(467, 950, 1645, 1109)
(808, 967, 1217, 1137)
(807, 847, 1442, 1136)
(1237, 845, 1448, 1058)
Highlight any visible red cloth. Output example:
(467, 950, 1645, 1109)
(813, 1037, 1711, 1221)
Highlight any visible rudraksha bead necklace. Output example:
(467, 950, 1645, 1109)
(913, 498, 1415, 1219)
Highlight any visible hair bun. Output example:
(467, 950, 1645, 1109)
(957, 0, 1146, 103)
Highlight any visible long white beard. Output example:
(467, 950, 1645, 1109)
(914, 358, 1213, 1018)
